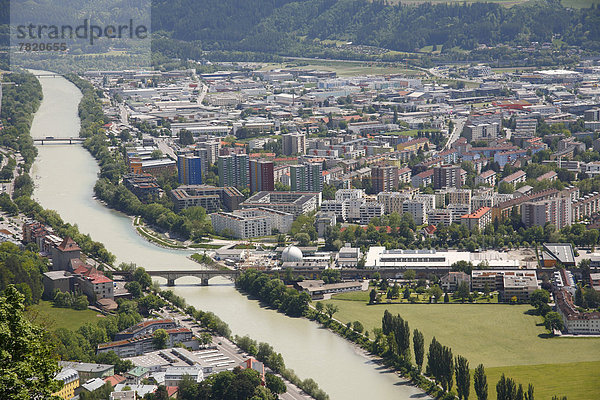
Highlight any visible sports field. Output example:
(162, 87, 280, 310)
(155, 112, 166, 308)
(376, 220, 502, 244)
(322, 297, 600, 399)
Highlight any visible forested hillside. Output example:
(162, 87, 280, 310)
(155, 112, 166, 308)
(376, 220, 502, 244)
(152, 0, 600, 55)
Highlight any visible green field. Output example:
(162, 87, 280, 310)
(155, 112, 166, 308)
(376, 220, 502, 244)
(321, 298, 600, 399)
(485, 361, 600, 400)
(28, 300, 103, 331)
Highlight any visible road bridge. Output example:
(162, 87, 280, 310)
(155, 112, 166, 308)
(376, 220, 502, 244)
(33, 137, 85, 145)
(31, 73, 62, 78)
(145, 269, 240, 286)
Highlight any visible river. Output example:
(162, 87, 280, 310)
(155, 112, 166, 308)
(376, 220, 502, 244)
(30, 72, 428, 400)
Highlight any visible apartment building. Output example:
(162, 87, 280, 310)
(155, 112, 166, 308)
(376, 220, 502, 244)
(460, 207, 492, 231)
(282, 132, 307, 155)
(475, 170, 496, 187)
(402, 199, 431, 225)
(290, 163, 323, 192)
(359, 202, 385, 225)
(249, 160, 275, 193)
(170, 185, 244, 212)
(371, 165, 399, 193)
(241, 191, 321, 217)
(433, 165, 462, 190)
(210, 207, 293, 238)
(377, 191, 411, 214)
(500, 170, 527, 187)
(218, 154, 249, 189)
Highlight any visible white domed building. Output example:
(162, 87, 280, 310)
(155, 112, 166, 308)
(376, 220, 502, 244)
(281, 245, 303, 263)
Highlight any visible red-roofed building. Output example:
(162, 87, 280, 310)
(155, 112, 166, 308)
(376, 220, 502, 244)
(51, 237, 81, 270)
(460, 207, 492, 231)
(240, 358, 265, 384)
(104, 375, 126, 387)
(72, 262, 114, 301)
(422, 224, 437, 237)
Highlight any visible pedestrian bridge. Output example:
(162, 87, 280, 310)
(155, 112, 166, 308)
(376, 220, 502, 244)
(147, 269, 240, 286)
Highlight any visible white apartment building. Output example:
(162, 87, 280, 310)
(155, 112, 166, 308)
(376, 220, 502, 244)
(471, 195, 494, 210)
(321, 200, 347, 221)
(377, 192, 411, 214)
(475, 170, 497, 187)
(427, 209, 453, 226)
(359, 202, 385, 225)
(402, 199, 431, 225)
(210, 207, 293, 239)
(448, 189, 472, 206)
(447, 203, 472, 220)
(335, 189, 365, 202)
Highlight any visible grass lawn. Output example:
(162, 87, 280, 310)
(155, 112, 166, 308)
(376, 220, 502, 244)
(483, 361, 600, 400)
(321, 299, 600, 367)
(28, 300, 103, 331)
(321, 298, 600, 399)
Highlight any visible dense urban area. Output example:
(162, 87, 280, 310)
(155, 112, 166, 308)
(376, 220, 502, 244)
(2, 1, 600, 400)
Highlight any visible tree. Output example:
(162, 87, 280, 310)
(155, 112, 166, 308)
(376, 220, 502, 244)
(125, 281, 143, 298)
(455, 281, 470, 303)
(530, 289, 550, 313)
(178, 374, 199, 400)
(199, 332, 213, 346)
(324, 303, 339, 320)
(404, 269, 416, 281)
(369, 289, 377, 304)
(265, 373, 286, 395)
(133, 267, 152, 289)
(153, 329, 169, 349)
(455, 355, 470, 400)
(525, 384, 534, 400)
(151, 149, 163, 159)
(544, 312, 564, 335)
(428, 285, 443, 303)
(0, 285, 61, 399)
(496, 374, 517, 400)
(322, 183, 336, 200)
(413, 329, 425, 372)
(294, 232, 311, 246)
(474, 364, 488, 400)
(315, 301, 324, 314)
(352, 321, 364, 333)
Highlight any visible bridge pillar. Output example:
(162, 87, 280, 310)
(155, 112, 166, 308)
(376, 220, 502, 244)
(167, 278, 176, 286)
(69, 139, 72, 144)
(200, 277, 209, 286)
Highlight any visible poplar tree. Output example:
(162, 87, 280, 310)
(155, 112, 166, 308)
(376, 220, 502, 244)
(455, 355, 470, 400)
(413, 329, 425, 372)
(474, 364, 488, 400)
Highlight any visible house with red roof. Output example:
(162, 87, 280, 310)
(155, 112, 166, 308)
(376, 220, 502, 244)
(51, 237, 81, 270)
(72, 262, 114, 302)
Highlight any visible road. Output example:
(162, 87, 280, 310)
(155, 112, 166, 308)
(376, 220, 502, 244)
(156, 137, 178, 160)
(160, 308, 312, 400)
(444, 118, 465, 150)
